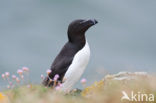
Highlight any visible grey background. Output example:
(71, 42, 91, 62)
(0, 0, 156, 89)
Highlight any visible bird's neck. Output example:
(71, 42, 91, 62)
(68, 33, 86, 47)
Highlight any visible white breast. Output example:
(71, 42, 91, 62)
(61, 41, 90, 91)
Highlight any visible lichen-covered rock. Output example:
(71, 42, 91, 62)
(104, 72, 148, 80)
(81, 72, 155, 99)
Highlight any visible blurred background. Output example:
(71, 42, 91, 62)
(0, 0, 156, 89)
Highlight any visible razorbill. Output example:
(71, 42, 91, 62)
(43, 19, 98, 91)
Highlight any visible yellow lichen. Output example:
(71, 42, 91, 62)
(0, 92, 9, 103)
(81, 80, 104, 97)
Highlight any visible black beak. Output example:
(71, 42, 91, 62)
(88, 19, 98, 25)
(80, 19, 98, 25)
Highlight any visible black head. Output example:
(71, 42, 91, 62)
(67, 19, 98, 43)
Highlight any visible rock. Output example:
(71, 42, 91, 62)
(104, 72, 148, 81)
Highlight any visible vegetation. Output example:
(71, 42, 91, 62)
(1, 72, 156, 103)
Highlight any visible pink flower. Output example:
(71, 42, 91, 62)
(54, 74, 59, 81)
(55, 74, 59, 78)
(12, 75, 16, 80)
(41, 74, 44, 80)
(55, 86, 61, 91)
(22, 67, 29, 72)
(16, 77, 20, 83)
(1, 74, 5, 79)
(58, 83, 63, 87)
(17, 69, 23, 75)
(81, 78, 87, 84)
(5, 72, 10, 77)
(46, 69, 52, 75)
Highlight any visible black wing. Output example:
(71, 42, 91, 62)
(42, 42, 80, 86)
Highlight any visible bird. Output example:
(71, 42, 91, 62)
(42, 19, 98, 91)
